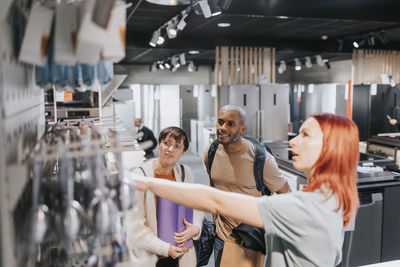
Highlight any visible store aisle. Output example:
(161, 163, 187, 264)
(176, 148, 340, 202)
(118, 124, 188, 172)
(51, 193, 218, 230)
(179, 150, 215, 267)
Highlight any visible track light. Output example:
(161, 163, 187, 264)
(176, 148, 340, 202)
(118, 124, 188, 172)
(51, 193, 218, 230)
(177, 13, 188, 30)
(158, 63, 165, 70)
(378, 31, 389, 45)
(208, 0, 222, 16)
(171, 56, 180, 68)
(367, 34, 375, 46)
(157, 29, 165, 45)
(353, 39, 365, 48)
(316, 55, 324, 67)
(149, 29, 160, 47)
(164, 62, 171, 69)
(166, 21, 177, 39)
(278, 61, 286, 74)
(305, 57, 312, 68)
(294, 58, 301, 71)
(179, 53, 186, 65)
(198, 0, 212, 18)
(188, 61, 194, 72)
(151, 63, 157, 72)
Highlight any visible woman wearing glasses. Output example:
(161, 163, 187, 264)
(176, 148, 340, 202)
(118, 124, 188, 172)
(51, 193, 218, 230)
(127, 127, 203, 267)
(133, 114, 360, 267)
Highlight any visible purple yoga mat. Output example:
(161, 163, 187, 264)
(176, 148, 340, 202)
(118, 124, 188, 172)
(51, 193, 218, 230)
(157, 196, 193, 248)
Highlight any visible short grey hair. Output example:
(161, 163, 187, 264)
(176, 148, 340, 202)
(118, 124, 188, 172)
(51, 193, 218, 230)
(219, 105, 246, 125)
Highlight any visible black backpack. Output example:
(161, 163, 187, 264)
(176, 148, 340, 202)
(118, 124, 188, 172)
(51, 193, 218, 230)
(207, 133, 273, 196)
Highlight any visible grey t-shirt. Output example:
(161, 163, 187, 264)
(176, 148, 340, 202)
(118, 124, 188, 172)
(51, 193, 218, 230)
(257, 191, 344, 267)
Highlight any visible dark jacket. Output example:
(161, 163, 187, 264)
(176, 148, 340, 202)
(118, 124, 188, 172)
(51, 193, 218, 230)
(137, 125, 157, 154)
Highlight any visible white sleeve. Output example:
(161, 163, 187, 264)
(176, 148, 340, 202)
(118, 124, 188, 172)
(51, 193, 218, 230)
(126, 169, 170, 257)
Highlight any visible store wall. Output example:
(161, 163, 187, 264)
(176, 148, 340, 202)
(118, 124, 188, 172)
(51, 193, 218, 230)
(276, 59, 352, 84)
(115, 65, 215, 85)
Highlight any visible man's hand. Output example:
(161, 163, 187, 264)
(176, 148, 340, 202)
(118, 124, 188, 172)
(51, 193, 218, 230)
(168, 245, 188, 259)
(174, 218, 200, 245)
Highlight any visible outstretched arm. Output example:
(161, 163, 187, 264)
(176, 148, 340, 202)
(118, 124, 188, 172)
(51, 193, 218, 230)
(133, 174, 264, 228)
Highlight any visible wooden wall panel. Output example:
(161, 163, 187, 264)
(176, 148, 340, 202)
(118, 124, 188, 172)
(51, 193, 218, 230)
(215, 46, 275, 86)
(352, 49, 400, 84)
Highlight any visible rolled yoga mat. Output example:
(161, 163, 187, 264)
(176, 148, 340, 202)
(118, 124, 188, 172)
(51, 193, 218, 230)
(157, 196, 193, 248)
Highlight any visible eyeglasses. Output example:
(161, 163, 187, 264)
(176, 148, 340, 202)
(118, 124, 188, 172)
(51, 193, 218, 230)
(161, 140, 184, 151)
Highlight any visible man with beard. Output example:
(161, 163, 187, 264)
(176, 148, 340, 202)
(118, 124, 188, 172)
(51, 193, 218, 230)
(204, 105, 291, 267)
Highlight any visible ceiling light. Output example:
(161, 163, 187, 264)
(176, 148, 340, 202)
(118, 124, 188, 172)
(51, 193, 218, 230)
(179, 53, 186, 65)
(276, 16, 289, 19)
(294, 58, 301, 71)
(166, 21, 177, 38)
(209, 0, 222, 16)
(367, 34, 375, 46)
(188, 61, 194, 72)
(198, 0, 212, 18)
(149, 30, 160, 47)
(321, 35, 328, 40)
(151, 63, 157, 72)
(278, 61, 286, 74)
(177, 13, 188, 30)
(189, 50, 200, 55)
(305, 56, 312, 68)
(145, 0, 191, 5)
(353, 39, 365, 48)
(157, 28, 165, 45)
(217, 22, 231, 27)
(378, 31, 389, 45)
(316, 55, 324, 67)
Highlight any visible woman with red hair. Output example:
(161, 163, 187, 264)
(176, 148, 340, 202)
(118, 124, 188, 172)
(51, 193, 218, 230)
(132, 113, 360, 267)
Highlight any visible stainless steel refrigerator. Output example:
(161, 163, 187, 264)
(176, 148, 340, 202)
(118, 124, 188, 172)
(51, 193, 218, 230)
(219, 84, 290, 141)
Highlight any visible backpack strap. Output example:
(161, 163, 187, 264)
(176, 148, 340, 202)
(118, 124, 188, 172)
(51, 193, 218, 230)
(207, 139, 219, 187)
(180, 164, 185, 182)
(252, 141, 270, 196)
(242, 134, 271, 196)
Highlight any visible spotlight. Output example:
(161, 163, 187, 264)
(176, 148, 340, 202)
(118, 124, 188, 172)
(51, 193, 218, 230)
(278, 61, 286, 74)
(367, 34, 375, 46)
(189, 50, 200, 55)
(150, 63, 157, 72)
(166, 21, 177, 39)
(378, 31, 389, 45)
(188, 61, 194, 72)
(198, 0, 212, 18)
(353, 39, 365, 48)
(305, 57, 312, 68)
(171, 56, 180, 68)
(316, 55, 324, 67)
(179, 53, 186, 65)
(158, 63, 165, 70)
(177, 13, 188, 30)
(149, 29, 160, 47)
(164, 62, 171, 69)
(157, 28, 165, 45)
(294, 58, 301, 71)
(209, 0, 222, 16)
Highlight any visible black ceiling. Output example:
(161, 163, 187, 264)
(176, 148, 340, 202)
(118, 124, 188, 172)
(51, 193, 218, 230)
(120, 0, 400, 67)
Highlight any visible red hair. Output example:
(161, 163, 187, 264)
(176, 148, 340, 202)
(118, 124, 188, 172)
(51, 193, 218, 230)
(303, 113, 360, 227)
